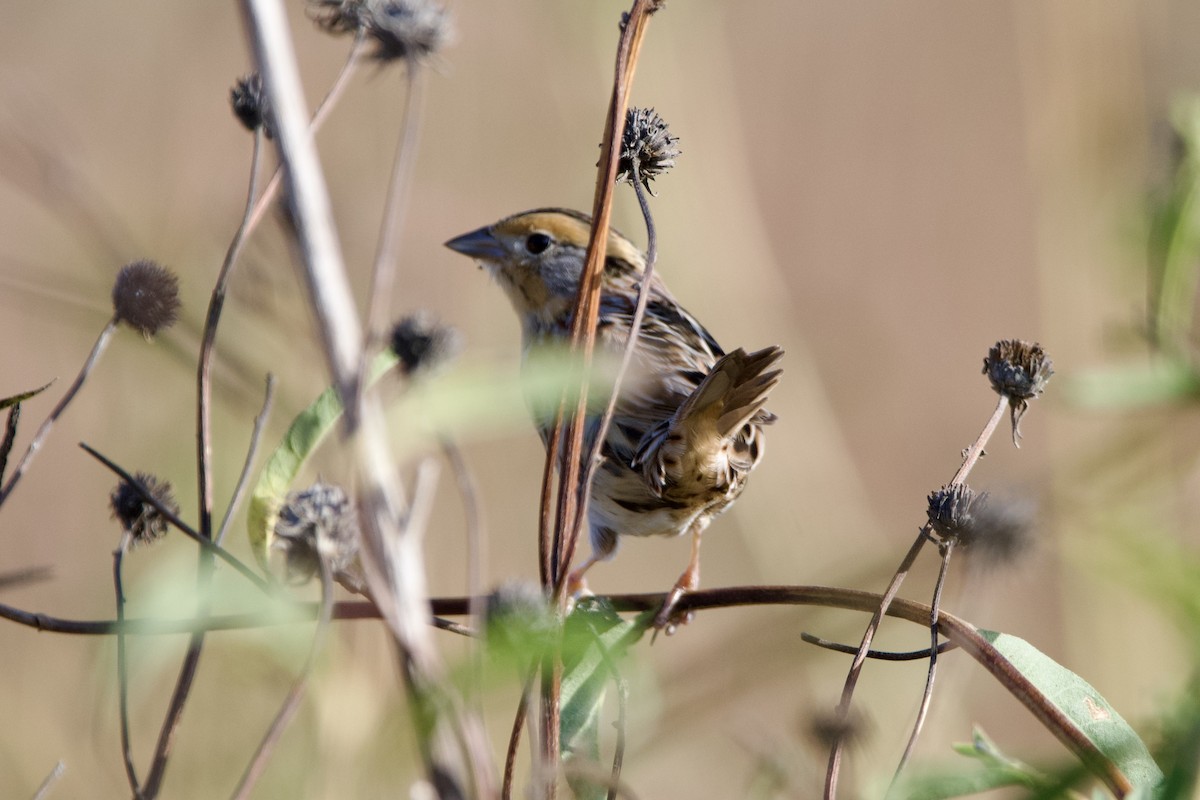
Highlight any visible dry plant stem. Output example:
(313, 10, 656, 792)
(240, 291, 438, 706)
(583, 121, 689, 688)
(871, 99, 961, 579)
(892, 540, 955, 787)
(216, 375, 276, 545)
(230, 559, 335, 800)
(239, 4, 487, 794)
(442, 437, 488, 707)
(363, 62, 426, 349)
(503, 669, 538, 800)
(564, 161, 659, 579)
(0, 318, 117, 507)
(241, 31, 367, 240)
(540, 4, 658, 793)
(80, 443, 272, 595)
(799, 632, 956, 661)
(0, 585, 1144, 794)
(149, 137, 270, 798)
(31, 761, 66, 800)
(823, 393, 1010, 800)
(113, 530, 144, 799)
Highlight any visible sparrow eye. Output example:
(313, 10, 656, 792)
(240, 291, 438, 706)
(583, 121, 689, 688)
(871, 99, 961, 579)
(525, 233, 552, 255)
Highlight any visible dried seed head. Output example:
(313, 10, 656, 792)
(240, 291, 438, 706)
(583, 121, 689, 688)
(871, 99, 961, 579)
(112, 260, 181, 337)
(110, 473, 179, 548)
(389, 312, 462, 375)
(927, 483, 983, 543)
(230, 73, 273, 139)
(273, 482, 360, 585)
(982, 340, 1054, 446)
(365, 0, 452, 62)
(616, 106, 680, 194)
(927, 484, 1034, 568)
(308, 0, 368, 34)
(485, 581, 556, 658)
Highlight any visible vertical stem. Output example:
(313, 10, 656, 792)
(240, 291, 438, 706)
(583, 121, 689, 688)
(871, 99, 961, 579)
(113, 531, 143, 799)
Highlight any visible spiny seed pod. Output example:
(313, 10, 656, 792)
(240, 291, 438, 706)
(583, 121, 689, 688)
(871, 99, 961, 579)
(389, 312, 462, 376)
(308, 0, 368, 34)
(111, 260, 181, 338)
(927, 484, 1033, 569)
(230, 72, 273, 139)
(617, 106, 680, 194)
(110, 473, 178, 548)
(982, 339, 1054, 446)
(273, 481, 360, 585)
(927, 483, 983, 544)
(366, 0, 452, 62)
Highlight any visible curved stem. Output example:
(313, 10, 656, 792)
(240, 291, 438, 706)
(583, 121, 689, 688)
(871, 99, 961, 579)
(0, 318, 118, 507)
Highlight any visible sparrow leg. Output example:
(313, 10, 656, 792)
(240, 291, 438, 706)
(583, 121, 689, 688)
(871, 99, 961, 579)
(565, 554, 600, 598)
(653, 523, 703, 634)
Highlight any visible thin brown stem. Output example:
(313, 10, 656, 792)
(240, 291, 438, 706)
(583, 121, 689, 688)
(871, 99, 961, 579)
(541, 4, 660, 793)
(230, 556, 334, 800)
(113, 530, 144, 799)
(799, 632, 956, 661)
(216, 374, 276, 545)
(363, 63, 426, 349)
(892, 539, 955, 786)
(824, 393, 1011, 799)
(503, 669, 537, 800)
(31, 761, 66, 800)
(240, 31, 367, 241)
(564, 158, 660, 581)
(0, 402, 22, 483)
(0, 318, 118, 507)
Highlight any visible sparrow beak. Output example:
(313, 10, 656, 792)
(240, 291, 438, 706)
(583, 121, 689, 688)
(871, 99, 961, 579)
(444, 226, 506, 261)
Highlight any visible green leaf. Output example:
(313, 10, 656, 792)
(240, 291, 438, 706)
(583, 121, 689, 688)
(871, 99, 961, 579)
(979, 630, 1164, 792)
(559, 599, 649, 800)
(1063, 359, 1200, 410)
(246, 351, 398, 569)
(0, 381, 53, 410)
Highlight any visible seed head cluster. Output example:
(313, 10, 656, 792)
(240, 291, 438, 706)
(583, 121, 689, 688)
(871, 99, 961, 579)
(230, 72, 273, 138)
(389, 312, 462, 375)
(926, 483, 1032, 569)
(617, 106, 680, 194)
(111, 260, 181, 338)
(110, 473, 179, 548)
(982, 339, 1054, 446)
(273, 481, 360, 584)
(309, 0, 452, 62)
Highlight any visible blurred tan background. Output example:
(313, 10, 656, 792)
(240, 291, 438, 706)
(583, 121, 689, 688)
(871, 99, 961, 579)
(1, 2, 1199, 797)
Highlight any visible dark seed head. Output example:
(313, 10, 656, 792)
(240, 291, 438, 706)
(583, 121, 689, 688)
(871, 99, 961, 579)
(982, 339, 1053, 445)
(389, 312, 462, 376)
(273, 482, 360, 585)
(230, 72, 273, 139)
(366, 0, 452, 62)
(616, 106, 681, 194)
(110, 473, 178, 548)
(112, 260, 181, 337)
(927, 484, 1034, 568)
(308, 0, 369, 34)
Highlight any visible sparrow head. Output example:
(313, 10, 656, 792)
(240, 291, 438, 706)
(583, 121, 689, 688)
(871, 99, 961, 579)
(444, 208, 645, 324)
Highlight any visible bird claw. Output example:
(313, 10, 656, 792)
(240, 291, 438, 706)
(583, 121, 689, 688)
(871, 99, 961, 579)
(650, 585, 694, 639)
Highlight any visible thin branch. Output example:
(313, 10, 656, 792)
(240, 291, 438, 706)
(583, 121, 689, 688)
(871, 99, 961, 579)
(0, 318, 118, 507)
(216, 375, 276, 545)
(199, 129, 266, 547)
(240, 31, 368, 241)
(893, 539, 955, 784)
(363, 62, 427, 348)
(503, 670, 537, 800)
(799, 632, 956, 661)
(80, 443, 272, 595)
(31, 761, 66, 800)
(441, 437, 488, 708)
(230, 556, 334, 800)
(563, 154, 660, 582)
(113, 530, 144, 798)
(823, 394, 1010, 799)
